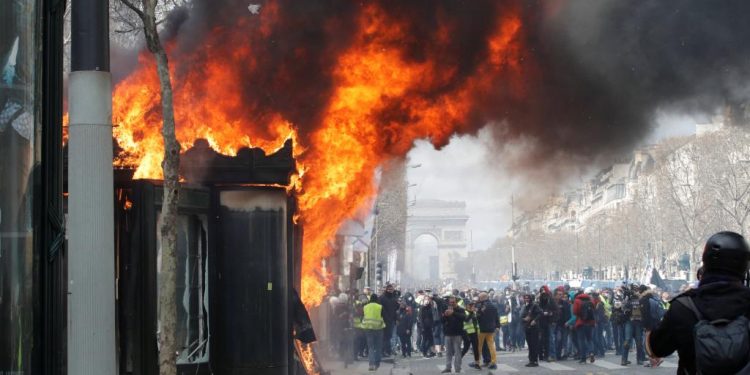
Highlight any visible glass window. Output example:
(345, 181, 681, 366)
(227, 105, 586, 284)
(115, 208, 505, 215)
(156, 213, 211, 364)
(0, 0, 38, 372)
(175, 214, 209, 364)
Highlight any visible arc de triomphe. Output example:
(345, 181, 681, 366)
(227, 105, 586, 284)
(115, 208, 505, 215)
(405, 199, 469, 281)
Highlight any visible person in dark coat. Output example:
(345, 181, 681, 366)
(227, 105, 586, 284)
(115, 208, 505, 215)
(476, 292, 499, 369)
(538, 286, 558, 361)
(522, 293, 542, 367)
(647, 232, 750, 375)
(396, 302, 415, 358)
(554, 287, 571, 360)
(441, 296, 467, 373)
(379, 284, 400, 357)
(419, 296, 436, 357)
(573, 289, 599, 364)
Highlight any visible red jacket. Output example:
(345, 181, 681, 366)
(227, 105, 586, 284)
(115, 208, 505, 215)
(572, 293, 599, 328)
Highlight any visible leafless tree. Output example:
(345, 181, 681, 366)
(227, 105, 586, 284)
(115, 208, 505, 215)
(698, 130, 750, 236)
(115, 0, 184, 373)
(655, 137, 719, 269)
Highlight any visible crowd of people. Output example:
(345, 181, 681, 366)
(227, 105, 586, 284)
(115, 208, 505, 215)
(326, 280, 676, 372)
(323, 231, 750, 374)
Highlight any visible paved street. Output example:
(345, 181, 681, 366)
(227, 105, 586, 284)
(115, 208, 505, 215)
(322, 350, 678, 375)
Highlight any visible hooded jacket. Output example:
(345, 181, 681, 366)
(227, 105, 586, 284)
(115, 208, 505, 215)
(521, 295, 542, 329)
(397, 306, 415, 335)
(572, 293, 599, 328)
(648, 280, 750, 375)
(538, 287, 558, 325)
(379, 291, 400, 324)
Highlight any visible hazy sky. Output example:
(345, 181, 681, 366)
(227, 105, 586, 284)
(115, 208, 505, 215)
(406, 114, 698, 250)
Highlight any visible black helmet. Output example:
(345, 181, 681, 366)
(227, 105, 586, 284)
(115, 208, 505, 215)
(702, 231, 750, 279)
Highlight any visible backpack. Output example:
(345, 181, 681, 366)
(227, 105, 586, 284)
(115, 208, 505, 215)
(580, 296, 595, 321)
(649, 297, 666, 323)
(676, 296, 750, 375)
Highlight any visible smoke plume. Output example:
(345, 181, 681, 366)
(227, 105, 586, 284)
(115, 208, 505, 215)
(138, 0, 750, 165)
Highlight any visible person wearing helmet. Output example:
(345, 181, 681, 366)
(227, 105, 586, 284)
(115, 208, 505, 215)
(647, 231, 750, 375)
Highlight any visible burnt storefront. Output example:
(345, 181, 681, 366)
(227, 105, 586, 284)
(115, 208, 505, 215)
(114, 139, 305, 375)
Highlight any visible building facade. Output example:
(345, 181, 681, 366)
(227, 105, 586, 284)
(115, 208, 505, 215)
(1, 0, 66, 373)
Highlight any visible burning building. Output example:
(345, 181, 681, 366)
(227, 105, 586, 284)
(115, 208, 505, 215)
(65, 138, 314, 374)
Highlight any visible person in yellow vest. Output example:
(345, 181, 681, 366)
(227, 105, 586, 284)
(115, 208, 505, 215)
(462, 301, 481, 369)
(362, 294, 386, 371)
(353, 293, 369, 360)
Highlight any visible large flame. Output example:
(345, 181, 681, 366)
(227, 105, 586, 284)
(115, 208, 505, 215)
(111, 1, 527, 307)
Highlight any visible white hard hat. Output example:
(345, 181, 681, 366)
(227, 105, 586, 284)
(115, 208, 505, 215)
(584, 287, 594, 294)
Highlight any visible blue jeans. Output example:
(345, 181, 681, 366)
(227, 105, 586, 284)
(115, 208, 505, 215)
(576, 325, 594, 359)
(567, 327, 577, 358)
(433, 324, 444, 345)
(494, 329, 501, 349)
(554, 325, 568, 359)
(613, 322, 623, 355)
(603, 321, 614, 350)
(621, 320, 645, 363)
(365, 329, 383, 368)
(594, 322, 605, 356)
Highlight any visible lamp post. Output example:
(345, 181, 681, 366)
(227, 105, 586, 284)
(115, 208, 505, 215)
(510, 195, 518, 285)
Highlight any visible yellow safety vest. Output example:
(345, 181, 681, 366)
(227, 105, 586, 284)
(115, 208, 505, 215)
(600, 296, 612, 318)
(362, 303, 385, 330)
(463, 313, 477, 334)
(353, 301, 365, 329)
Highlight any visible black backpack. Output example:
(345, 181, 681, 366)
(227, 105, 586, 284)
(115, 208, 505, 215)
(580, 296, 595, 321)
(676, 296, 750, 375)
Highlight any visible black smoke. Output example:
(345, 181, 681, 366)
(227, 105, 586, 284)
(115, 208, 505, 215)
(143, 0, 750, 163)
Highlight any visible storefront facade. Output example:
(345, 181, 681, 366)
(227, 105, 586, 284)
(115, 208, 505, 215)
(1, 0, 65, 373)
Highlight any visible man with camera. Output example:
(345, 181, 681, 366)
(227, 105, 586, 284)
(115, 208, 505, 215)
(440, 296, 466, 373)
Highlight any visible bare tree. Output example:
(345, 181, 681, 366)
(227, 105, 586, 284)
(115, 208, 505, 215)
(655, 137, 719, 273)
(117, 0, 182, 373)
(699, 130, 750, 236)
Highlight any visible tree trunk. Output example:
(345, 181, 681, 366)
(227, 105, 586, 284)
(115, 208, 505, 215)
(155, 47, 180, 375)
(143, 1, 180, 374)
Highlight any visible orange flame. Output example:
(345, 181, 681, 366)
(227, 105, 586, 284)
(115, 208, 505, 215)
(109, 1, 527, 307)
(294, 341, 321, 375)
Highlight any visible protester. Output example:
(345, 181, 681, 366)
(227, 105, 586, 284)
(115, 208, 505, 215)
(362, 294, 386, 371)
(610, 288, 626, 357)
(521, 293, 542, 367)
(418, 295, 436, 357)
(475, 292, 499, 369)
(572, 288, 598, 364)
(537, 285, 557, 362)
(396, 301, 415, 358)
(462, 301, 481, 369)
(441, 296, 467, 373)
(379, 284, 400, 357)
(647, 231, 750, 375)
(621, 285, 645, 366)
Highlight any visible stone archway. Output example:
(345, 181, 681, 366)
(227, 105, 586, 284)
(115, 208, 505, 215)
(405, 200, 469, 281)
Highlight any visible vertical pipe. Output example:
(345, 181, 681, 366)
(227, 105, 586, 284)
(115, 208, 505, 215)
(68, 0, 116, 374)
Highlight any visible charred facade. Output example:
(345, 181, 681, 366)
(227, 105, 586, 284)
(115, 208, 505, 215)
(112, 139, 304, 375)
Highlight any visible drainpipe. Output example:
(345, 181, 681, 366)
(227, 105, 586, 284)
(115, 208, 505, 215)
(68, 0, 116, 373)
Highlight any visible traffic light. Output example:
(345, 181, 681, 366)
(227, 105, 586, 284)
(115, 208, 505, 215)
(375, 262, 383, 283)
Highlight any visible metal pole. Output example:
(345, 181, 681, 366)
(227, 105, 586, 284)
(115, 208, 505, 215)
(510, 194, 518, 284)
(68, 0, 116, 373)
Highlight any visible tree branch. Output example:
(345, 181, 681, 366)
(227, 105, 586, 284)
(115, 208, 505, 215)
(120, 0, 145, 19)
